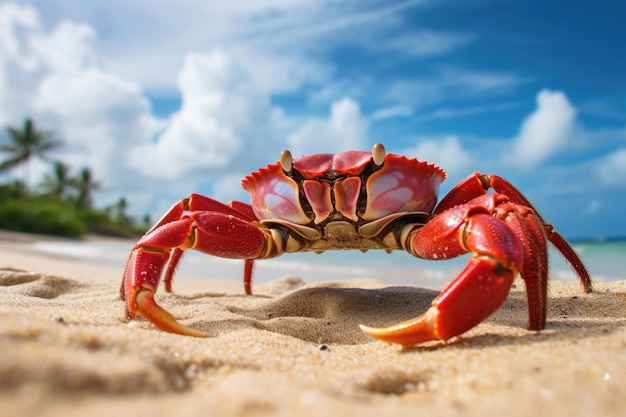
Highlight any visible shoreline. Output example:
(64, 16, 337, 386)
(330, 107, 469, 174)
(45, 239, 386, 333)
(3, 229, 624, 288)
(0, 229, 243, 292)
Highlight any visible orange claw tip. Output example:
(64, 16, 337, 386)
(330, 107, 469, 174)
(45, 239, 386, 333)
(359, 308, 441, 347)
(135, 289, 208, 338)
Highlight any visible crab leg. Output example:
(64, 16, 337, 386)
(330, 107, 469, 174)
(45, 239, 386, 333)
(435, 172, 592, 292)
(124, 249, 208, 337)
(145, 194, 261, 295)
(360, 202, 526, 346)
(121, 194, 270, 336)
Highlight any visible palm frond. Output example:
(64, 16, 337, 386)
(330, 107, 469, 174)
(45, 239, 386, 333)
(0, 156, 26, 171)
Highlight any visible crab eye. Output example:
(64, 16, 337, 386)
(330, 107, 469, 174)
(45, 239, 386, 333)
(372, 143, 385, 166)
(280, 149, 293, 172)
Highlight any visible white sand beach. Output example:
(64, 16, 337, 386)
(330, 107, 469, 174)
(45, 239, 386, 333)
(1, 230, 625, 417)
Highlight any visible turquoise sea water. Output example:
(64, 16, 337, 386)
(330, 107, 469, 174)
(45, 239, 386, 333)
(31, 237, 625, 288)
(566, 239, 626, 282)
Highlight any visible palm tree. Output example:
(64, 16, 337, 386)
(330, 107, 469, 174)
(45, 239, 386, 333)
(114, 196, 131, 226)
(142, 213, 152, 229)
(73, 167, 102, 209)
(40, 161, 73, 198)
(0, 118, 63, 185)
(116, 197, 128, 218)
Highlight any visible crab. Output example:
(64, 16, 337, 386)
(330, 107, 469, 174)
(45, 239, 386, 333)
(121, 143, 592, 346)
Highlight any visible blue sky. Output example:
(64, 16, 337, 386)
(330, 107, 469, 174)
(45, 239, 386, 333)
(0, 0, 625, 240)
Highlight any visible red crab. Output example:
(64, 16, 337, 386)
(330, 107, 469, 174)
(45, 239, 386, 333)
(121, 144, 592, 346)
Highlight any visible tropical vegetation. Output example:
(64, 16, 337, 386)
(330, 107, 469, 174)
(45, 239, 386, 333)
(0, 118, 150, 238)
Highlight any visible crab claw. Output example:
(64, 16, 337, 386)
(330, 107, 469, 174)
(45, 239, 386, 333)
(361, 203, 525, 346)
(359, 309, 439, 346)
(360, 256, 517, 346)
(120, 193, 273, 336)
(123, 248, 208, 337)
(134, 288, 208, 337)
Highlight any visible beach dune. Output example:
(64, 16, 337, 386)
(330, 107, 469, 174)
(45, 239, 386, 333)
(1, 233, 625, 417)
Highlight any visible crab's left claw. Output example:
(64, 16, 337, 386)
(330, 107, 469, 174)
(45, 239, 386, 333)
(360, 256, 517, 346)
(361, 205, 522, 346)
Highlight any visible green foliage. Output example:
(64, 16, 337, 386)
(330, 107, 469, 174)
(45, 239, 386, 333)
(0, 195, 86, 237)
(79, 207, 148, 238)
(0, 181, 28, 200)
(0, 118, 149, 238)
(0, 189, 148, 238)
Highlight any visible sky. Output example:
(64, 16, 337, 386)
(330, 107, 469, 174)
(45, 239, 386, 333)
(0, 0, 625, 240)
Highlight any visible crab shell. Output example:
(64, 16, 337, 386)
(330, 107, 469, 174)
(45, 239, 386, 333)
(241, 147, 446, 248)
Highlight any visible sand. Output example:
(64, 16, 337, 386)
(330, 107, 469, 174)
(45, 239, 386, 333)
(1, 231, 625, 417)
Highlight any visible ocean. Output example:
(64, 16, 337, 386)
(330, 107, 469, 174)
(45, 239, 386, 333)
(31, 237, 625, 288)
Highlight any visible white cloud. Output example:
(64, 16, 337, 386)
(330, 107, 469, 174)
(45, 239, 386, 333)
(0, 3, 40, 125)
(30, 20, 97, 75)
(0, 6, 147, 160)
(128, 50, 285, 180)
(33, 68, 159, 178)
(583, 199, 602, 215)
(375, 30, 475, 57)
(385, 68, 526, 109)
(0, 3, 374, 219)
(440, 68, 525, 95)
(287, 97, 369, 156)
(510, 89, 577, 168)
(414, 101, 519, 123)
(0, 3, 38, 61)
(0, 4, 160, 210)
(597, 148, 626, 186)
(23, 0, 432, 94)
(403, 135, 473, 179)
(372, 105, 413, 120)
(212, 173, 250, 205)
